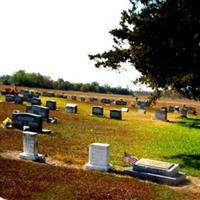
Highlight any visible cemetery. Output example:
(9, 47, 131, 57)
(1, 90, 200, 200)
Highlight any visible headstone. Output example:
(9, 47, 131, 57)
(55, 94, 67, 98)
(124, 158, 186, 185)
(71, 96, 77, 101)
(115, 99, 127, 106)
(20, 88, 29, 95)
(12, 112, 43, 133)
(154, 108, 167, 121)
(80, 96, 86, 102)
(89, 97, 98, 102)
(168, 106, 175, 113)
(65, 104, 78, 113)
(33, 92, 41, 98)
(31, 98, 41, 106)
(185, 106, 197, 115)
(5, 94, 15, 102)
(174, 106, 180, 113)
(46, 100, 56, 110)
(42, 91, 55, 97)
(85, 143, 112, 171)
(110, 109, 122, 120)
(19, 131, 45, 162)
(136, 100, 149, 109)
(101, 98, 111, 104)
(180, 108, 188, 118)
(23, 93, 32, 102)
(121, 107, 129, 112)
(92, 106, 103, 116)
(14, 96, 23, 104)
(26, 105, 49, 121)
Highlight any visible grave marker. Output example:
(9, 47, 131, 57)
(124, 158, 186, 185)
(14, 96, 23, 104)
(85, 143, 112, 171)
(12, 112, 43, 133)
(154, 108, 167, 121)
(26, 105, 49, 121)
(71, 96, 77, 101)
(31, 98, 41, 106)
(19, 131, 45, 162)
(110, 109, 122, 120)
(5, 94, 15, 102)
(92, 106, 103, 116)
(46, 100, 56, 110)
(65, 104, 78, 113)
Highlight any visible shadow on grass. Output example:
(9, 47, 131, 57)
(170, 117, 200, 129)
(163, 154, 200, 171)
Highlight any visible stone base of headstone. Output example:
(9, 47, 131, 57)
(85, 162, 112, 172)
(19, 152, 45, 162)
(123, 158, 186, 185)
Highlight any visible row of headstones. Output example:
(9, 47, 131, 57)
(19, 134, 186, 185)
(154, 105, 197, 121)
(66, 104, 124, 120)
(12, 102, 56, 133)
(41, 91, 127, 105)
(5, 94, 56, 109)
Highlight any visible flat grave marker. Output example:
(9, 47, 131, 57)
(124, 158, 186, 185)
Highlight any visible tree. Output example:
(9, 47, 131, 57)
(89, 0, 200, 100)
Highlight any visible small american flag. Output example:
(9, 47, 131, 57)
(124, 152, 138, 165)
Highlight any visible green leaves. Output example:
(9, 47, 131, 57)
(89, 0, 200, 100)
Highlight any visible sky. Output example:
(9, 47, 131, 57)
(0, 0, 144, 90)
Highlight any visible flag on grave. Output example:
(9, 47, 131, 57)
(124, 152, 138, 165)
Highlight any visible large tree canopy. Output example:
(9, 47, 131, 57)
(89, 0, 200, 100)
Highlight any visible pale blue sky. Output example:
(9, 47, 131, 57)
(0, 0, 144, 90)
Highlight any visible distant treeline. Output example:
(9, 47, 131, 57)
(0, 70, 132, 95)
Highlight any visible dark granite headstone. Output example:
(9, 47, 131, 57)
(31, 98, 41, 106)
(89, 97, 98, 102)
(71, 96, 77, 101)
(101, 98, 111, 104)
(5, 94, 15, 102)
(46, 100, 56, 110)
(110, 109, 122, 120)
(42, 91, 55, 97)
(80, 97, 86, 102)
(14, 96, 24, 104)
(26, 105, 49, 121)
(115, 100, 127, 106)
(92, 106, 103, 116)
(65, 104, 77, 113)
(12, 112, 43, 133)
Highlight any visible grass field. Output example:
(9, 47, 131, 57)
(1, 90, 200, 199)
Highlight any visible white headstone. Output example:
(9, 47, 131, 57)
(85, 143, 112, 171)
(19, 131, 45, 162)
